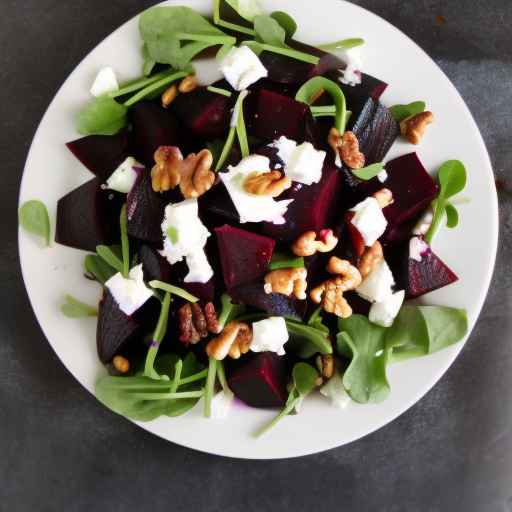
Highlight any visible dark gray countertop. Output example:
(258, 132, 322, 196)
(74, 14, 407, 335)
(2, 1, 511, 510)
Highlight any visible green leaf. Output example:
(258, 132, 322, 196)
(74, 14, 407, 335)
(224, 0, 263, 21)
(110, 68, 172, 98)
(119, 204, 130, 278)
(438, 160, 467, 199)
(76, 96, 127, 136)
(418, 306, 468, 354)
(84, 254, 117, 285)
(269, 252, 305, 271)
(213, 0, 256, 36)
(307, 308, 330, 335)
(96, 245, 124, 273)
(166, 226, 179, 244)
(292, 363, 319, 396)
(236, 91, 250, 158)
(318, 38, 365, 51)
(243, 40, 319, 64)
(296, 76, 347, 132)
(337, 315, 390, 404)
(155, 352, 206, 381)
(351, 162, 385, 181)
(216, 43, 235, 61)
(254, 14, 286, 46)
(445, 202, 459, 228)
(149, 280, 199, 303)
(218, 293, 246, 329)
(61, 295, 98, 318)
(389, 101, 426, 123)
(142, 43, 156, 76)
(285, 319, 332, 358)
(18, 200, 51, 246)
(270, 11, 297, 38)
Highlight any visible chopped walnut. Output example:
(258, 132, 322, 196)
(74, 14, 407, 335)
(373, 188, 394, 208)
(326, 257, 363, 289)
(328, 128, 365, 170)
(400, 111, 434, 145)
(243, 171, 292, 197)
(358, 241, 384, 279)
(316, 354, 334, 379)
(206, 321, 253, 360)
(292, 229, 339, 257)
(178, 302, 220, 344)
(264, 267, 308, 300)
(161, 84, 178, 108)
(178, 75, 198, 93)
(112, 355, 130, 374)
(151, 147, 215, 198)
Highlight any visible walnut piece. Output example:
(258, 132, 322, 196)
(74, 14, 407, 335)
(178, 75, 198, 93)
(161, 84, 178, 108)
(151, 147, 215, 198)
(310, 257, 362, 318)
(178, 302, 221, 344)
(358, 241, 384, 279)
(206, 321, 253, 360)
(292, 229, 339, 257)
(264, 267, 308, 300)
(328, 128, 365, 170)
(373, 188, 394, 209)
(400, 111, 434, 145)
(316, 354, 334, 379)
(112, 355, 130, 374)
(243, 171, 292, 197)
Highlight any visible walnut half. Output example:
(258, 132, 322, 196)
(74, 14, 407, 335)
(292, 230, 339, 257)
(243, 171, 292, 197)
(206, 322, 253, 360)
(328, 128, 365, 170)
(400, 111, 434, 145)
(264, 267, 308, 300)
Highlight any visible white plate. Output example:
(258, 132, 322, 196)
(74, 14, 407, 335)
(18, 0, 498, 459)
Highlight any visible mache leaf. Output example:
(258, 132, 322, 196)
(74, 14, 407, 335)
(254, 14, 286, 46)
(84, 254, 117, 285)
(76, 96, 127, 136)
(61, 295, 98, 318)
(351, 162, 385, 181)
(445, 202, 459, 228)
(389, 101, 426, 123)
(270, 11, 297, 38)
(19, 200, 51, 246)
(225, 0, 263, 21)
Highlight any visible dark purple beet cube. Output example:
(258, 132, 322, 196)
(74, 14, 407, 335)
(138, 245, 171, 282)
(246, 89, 312, 143)
(97, 290, 140, 364)
(215, 225, 275, 289)
(66, 131, 129, 182)
(127, 171, 166, 243)
(261, 162, 344, 243)
(183, 280, 216, 304)
(129, 102, 184, 167)
(228, 353, 289, 408)
(56, 178, 123, 252)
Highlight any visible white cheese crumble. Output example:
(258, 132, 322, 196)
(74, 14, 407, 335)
(369, 290, 405, 328)
(210, 390, 235, 419)
(90, 67, 119, 97)
(409, 236, 429, 262)
(320, 373, 351, 409)
(105, 264, 153, 316)
(350, 197, 388, 246)
(104, 157, 141, 193)
(220, 46, 268, 91)
(356, 260, 395, 303)
(250, 317, 289, 356)
(412, 208, 434, 236)
(377, 169, 388, 183)
(221, 155, 293, 224)
(271, 136, 326, 186)
(338, 47, 363, 87)
(160, 199, 213, 284)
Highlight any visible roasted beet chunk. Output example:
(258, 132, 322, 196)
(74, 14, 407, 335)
(246, 89, 312, 142)
(228, 353, 289, 408)
(129, 102, 183, 166)
(56, 178, 123, 252)
(66, 131, 129, 181)
(97, 290, 140, 364)
(127, 171, 166, 243)
(138, 245, 171, 282)
(215, 225, 275, 289)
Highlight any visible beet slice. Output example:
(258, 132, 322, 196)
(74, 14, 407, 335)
(66, 131, 129, 182)
(227, 352, 289, 408)
(138, 245, 171, 282)
(97, 290, 140, 364)
(391, 241, 458, 299)
(56, 178, 123, 252)
(215, 225, 275, 289)
(171, 81, 234, 140)
(246, 89, 313, 143)
(129, 102, 184, 167)
(183, 280, 216, 304)
(261, 162, 344, 243)
(230, 281, 305, 320)
(127, 171, 166, 243)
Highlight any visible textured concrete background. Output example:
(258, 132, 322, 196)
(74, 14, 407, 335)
(2, 1, 511, 511)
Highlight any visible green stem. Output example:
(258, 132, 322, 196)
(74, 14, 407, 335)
(318, 38, 365, 51)
(424, 200, 444, 245)
(236, 95, 249, 158)
(124, 71, 189, 107)
(215, 126, 236, 171)
(254, 399, 297, 438)
(96, 246, 124, 273)
(207, 85, 233, 97)
(258, 43, 319, 64)
(149, 280, 199, 303)
(216, 361, 229, 392)
(143, 292, 171, 379)
(109, 69, 173, 98)
(120, 204, 130, 278)
(213, 0, 255, 36)
(175, 32, 236, 45)
(131, 390, 204, 401)
(170, 360, 183, 394)
(179, 369, 209, 385)
(204, 358, 217, 417)
(311, 105, 337, 115)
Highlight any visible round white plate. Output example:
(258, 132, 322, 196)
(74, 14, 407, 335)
(18, 0, 498, 459)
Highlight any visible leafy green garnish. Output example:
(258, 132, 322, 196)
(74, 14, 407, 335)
(351, 162, 385, 181)
(269, 252, 305, 271)
(254, 14, 286, 46)
(270, 11, 297, 38)
(140, 6, 236, 70)
(142, 43, 156, 76)
(119, 204, 130, 278)
(18, 200, 51, 246)
(144, 292, 171, 380)
(389, 101, 426, 123)
(60, 295, 98, 318)
(109, 68, 173, 99)
(96, 245, 124, 274)
(84, 254, 117, 285)
(236, 92, 250, 158)
(207, 85, 233, 97)
(318, 38, 365, 51)
(76, 96, 128, 136)
(213, 0, 256, 36)
(224, 0, 262, 21)
(149, 280, 199, 303)
(218, 293, 246, 329)
(296, 76, 347, 132)
(424, 160, 467, 244)
(255, 363, 319, 437)
(166, 226, 179, 244)
(204, 357, 218, 418)
(285, 315, 332, 359)
(243, 40, 319, 65)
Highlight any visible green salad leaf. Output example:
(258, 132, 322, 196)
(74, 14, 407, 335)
(96, 245, 124, 274)
(60, 295, 98, 318)
(389, 101, 426, 123)
(425, 160, 467, 244)
(351, 162, 385, 181)
(76, 96, 128, 136)
(269, 252, 305, 271)
(218, 293, 246, 329)
(18, 200, 51, 246)
(270, 11, 297, 38)
(149, 280, 199, 303)
(119, 204, 130, 278)
(254, 14, 286, 46)
(243, 40, 319, 64)
(213, 0, 256, 36)
(224, 0, 262, 21)
(285, 312, 332, 359)
(318, 38, 365, 51)
(84, 254, 117, 285)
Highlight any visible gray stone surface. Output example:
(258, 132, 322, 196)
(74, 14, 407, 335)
(2, 1, 511, 510)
